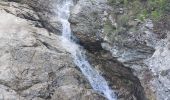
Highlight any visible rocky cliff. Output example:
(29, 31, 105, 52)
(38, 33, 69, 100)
(70, 0, 170, 100)
(0, 0, 169, 100)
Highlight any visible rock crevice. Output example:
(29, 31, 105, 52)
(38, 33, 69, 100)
(0, 0, 170, 100)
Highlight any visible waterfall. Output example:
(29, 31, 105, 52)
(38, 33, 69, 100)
(57, 0, 116, 100)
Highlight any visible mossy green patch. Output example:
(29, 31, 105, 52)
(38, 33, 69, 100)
(108, 0, 169, 22)
(104, 20, 116, 36)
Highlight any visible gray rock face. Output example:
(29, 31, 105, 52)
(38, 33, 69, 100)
(70, 0, 108, 52)
(70, 0, 170, 100)
(1, 0, 170, 100)
(145, 33, 170, 100)
(0, 1, 106, 100)
(0, 0, 146, 100)
(70, 1, 148, 99)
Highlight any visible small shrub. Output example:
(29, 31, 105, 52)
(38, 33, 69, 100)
(104, 20, 116, 36)
(118, 15, 129, 27)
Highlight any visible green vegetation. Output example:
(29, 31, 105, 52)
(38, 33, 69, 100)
(108, 0, 170, 21)
(104, 0, 169, 42)
(118, 15, 129, 27)
(104, 20, 116, 36)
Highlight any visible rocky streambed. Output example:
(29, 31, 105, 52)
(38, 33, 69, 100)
(0, 0, 170, 100)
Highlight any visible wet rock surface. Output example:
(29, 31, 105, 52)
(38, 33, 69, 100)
(87, 51, 147, 100)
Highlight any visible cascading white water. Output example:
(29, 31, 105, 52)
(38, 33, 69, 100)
(57, 0, 116, 100)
